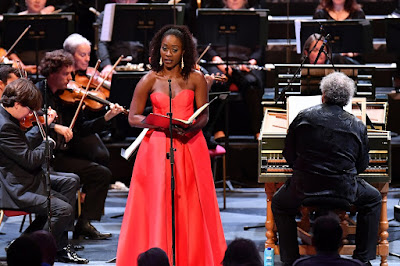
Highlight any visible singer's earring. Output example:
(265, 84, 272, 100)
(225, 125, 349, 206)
(181, 57, 184, 69)
(159, 57, 163, 66)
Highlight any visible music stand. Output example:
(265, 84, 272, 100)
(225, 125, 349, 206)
(196, 8, 268, 57)
(100, 3, 185, 63)
(109, 71, 150, 140)
(2, 13, 75, 79)
(385, 18, 400, 55)
(296, 19, 373, 54)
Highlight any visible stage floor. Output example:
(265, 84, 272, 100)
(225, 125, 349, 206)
(1, 187, 400, 265)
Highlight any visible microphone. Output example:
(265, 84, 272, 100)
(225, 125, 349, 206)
(313, 34, 330, 65)
(89, 7, 100, 16)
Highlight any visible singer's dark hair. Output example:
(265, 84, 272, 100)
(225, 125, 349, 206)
(149, 25, 197, 80)
(316, 0, 362, 13)
(303, 33, 330, 61)
(320, 72, 355, 107)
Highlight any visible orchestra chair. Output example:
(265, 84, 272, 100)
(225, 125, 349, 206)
(0, 209, 32, 233)
(209, 145, 227, 209)
(297, 195, 355, 250)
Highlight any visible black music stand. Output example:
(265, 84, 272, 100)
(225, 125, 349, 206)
(196, 9, 268, 199)
(100, 3, 185, 64)
(2, 13, 75, 79)
(386, 18, 400, 55)
(109, 71, 151, 140)
(196, 8, 268, 65)
(298, 19, 373, 54)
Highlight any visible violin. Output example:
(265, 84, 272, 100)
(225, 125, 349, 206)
(20, 108, 57, 130)
(60, 81, 128, 114)
(74, 67, 111, 98)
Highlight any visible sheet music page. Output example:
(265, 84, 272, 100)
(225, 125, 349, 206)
(100, 3, 116, 42)
(287, 95, 322, 126)
(287, 95, 352, 126)
(295, 19, 302, 54)
(121, 128, 149, 160)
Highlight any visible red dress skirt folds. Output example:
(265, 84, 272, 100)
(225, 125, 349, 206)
(116, 90, 227, 266)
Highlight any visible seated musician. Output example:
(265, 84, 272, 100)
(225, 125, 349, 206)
(302, 33, 330, 64)
(63, 33, 91, 74)
(96, 0, 145, 78)
(0, 65, 19, 95)
(0, 78, 88, 264)
(8, 0, 58, 14)
(36, 49, 125, 241)
(271, 72, 382, 266)
(202, 0, 264, 140)
(313, 0, 365, 64)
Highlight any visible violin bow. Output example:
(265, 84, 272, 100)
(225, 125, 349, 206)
(0, 25, 31, 64)
(33, 110, 46, 140)
(196, 43, 211, 65)
(68, 60, 101, 129)
(93, 55, 123, 92)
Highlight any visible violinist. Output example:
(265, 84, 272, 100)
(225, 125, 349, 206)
(63, 33, 110, 98)
(63, 33, 91, 73)
(36, 49, 124, 241)
(0, 78, 88, 264)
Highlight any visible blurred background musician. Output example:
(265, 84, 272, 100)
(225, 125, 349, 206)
(302, 33, 330, 65)
(95, 0, 145, 78)
(0, 66, 19, 95)
(7, 0, 73, 14)
(313, 0, 365, 20)
(313, 0, 365, 64)
(202, 0, 264, 141)
(36, 49, 124, 241)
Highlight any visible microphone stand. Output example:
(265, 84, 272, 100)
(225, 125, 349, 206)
(167, 79, 176, 266)
(43, 79, 52, 233)
(275, 33, 329, 104)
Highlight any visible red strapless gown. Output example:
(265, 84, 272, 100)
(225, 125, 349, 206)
(116, 90, 226, 266)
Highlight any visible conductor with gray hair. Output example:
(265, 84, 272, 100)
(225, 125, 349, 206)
(272, 72, 382, 265)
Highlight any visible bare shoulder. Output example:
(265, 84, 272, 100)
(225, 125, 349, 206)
(136, 71, 157, 91)
(140, 71, 157, 84)
(189, 69, 206, 83)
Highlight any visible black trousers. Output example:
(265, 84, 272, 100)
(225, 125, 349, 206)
(23, 172, 79, 250)
(271, 177, 382, 264)
(52, 153, 112, 221)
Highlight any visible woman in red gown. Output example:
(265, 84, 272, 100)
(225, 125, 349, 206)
(116, 25, 227, 266)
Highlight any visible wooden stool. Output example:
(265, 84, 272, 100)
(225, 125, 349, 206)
(209, 145, 227, 209)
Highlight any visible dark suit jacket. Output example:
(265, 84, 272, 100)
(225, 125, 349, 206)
(0, 106, 54, 209)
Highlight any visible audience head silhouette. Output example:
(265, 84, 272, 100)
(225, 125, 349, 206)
(222, 238, 262, 266)
(30, 230, 57, 266)
(6, 235, 42, 266)
(312, 213, 343, 252)
(137, 247, 170, 266)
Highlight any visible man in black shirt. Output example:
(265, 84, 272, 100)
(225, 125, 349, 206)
(272, 72, 382, 266)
